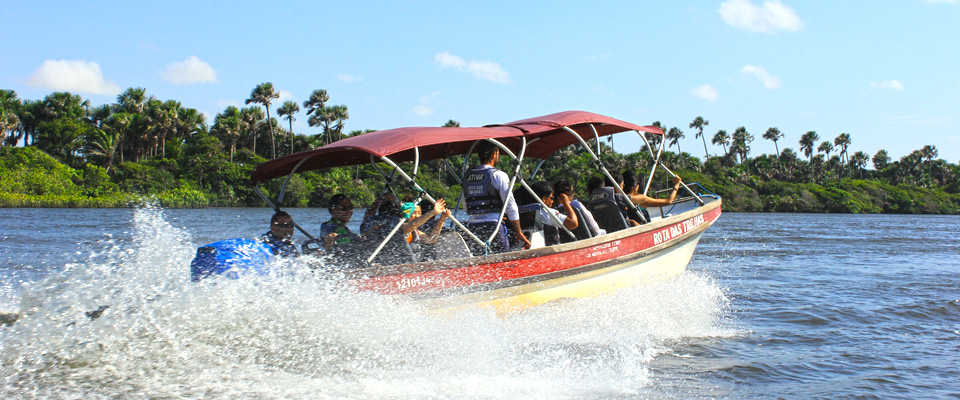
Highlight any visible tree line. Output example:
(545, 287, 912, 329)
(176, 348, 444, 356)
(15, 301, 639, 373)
(1, 87, 958, 213)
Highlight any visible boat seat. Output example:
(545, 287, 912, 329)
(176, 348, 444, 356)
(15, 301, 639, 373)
(559, 205, 593, 243)
(516, 203, 546, 249)
(586, 196, 629, 233)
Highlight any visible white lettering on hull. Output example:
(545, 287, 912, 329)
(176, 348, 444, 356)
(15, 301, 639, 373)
(652, 214, 706, 245)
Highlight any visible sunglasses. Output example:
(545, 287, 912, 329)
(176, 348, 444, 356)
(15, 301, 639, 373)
(273, 222, 294, 228)
(335, 205, 353, 212)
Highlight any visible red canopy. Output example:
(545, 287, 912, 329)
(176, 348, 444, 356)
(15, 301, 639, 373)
(251, 110, 662, 184)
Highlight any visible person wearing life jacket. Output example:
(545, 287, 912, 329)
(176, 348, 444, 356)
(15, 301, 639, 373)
(462, 141, 531, 254)
(531, 180, 579, 246)
(319, 194, 368, 267)
(259, 211, 300, 257)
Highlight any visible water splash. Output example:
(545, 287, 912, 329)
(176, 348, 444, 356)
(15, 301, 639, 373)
(1, 208, 730, 399)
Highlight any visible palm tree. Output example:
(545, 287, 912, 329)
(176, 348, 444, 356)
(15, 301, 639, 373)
(303, 89, 330, 145)
(115, 87, 151, 114)
(85, 104, 113, 129)
(239, 106, 265, 155)
(213, 106, 242, 162)
(16, 100, 43, 146)
(646, 121, 666, 154)
(85, 129, 120, 172)
(833, 133, 851, 181)
(302, 89, 329, 115)
(246, 82, 280, 158)
(921, 145, 938, 186)
(0, 90, 21, 146)
(850, 151, 869, 179)
(104, 112, 132, 164)
(780, 148, 799, 178)
(174, 107, 206, 150)
(329, 104, 349, 142)
(817, 141, 833, 180)
(0, 108, 19, 146)
(666, 127, 685, 156)
(150, 100, 180, 158)
(689, 116, 709, 158)
(799, 131, 819, 164)
(731, 126, 753, 164)
(443, 119, 461, 127)
(810, 154, 825, 183)
(873, 149, 890, 172)
(276, 100, 299, 155)
(711, 129, 730, 156)
(762, 127, 784, 171)
(39, 92, 90, 140)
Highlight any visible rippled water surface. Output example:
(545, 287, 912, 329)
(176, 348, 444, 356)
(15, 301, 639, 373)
(1, 208, 958, 399)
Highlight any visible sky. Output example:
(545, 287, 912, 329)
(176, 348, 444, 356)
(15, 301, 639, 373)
(3, 0, 959, 164)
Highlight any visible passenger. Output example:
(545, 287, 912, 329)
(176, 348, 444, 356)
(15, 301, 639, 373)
(360, 192, 403, 237)
(462, 141, 531, 254)
(259, 211, 300, 257)
(403, 196, 450, 245)
(623, 170, 640, 195)
(587, 174, 642, 227)
(531, 181, 578, 246)
(554, 179, 605, 236)
(321, 194, 362, 250)
(404, 198, 451, 262)
(619, 174, 684, 208)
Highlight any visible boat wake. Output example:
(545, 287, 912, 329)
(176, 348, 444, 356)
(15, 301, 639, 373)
(1, 208, 732, 399)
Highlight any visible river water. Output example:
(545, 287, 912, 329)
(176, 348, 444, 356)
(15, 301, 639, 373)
(0, 207, 957, 399)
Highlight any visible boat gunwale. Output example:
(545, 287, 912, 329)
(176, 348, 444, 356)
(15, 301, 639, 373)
(400, 205, 719, 300)
(346, 195, 721, 281)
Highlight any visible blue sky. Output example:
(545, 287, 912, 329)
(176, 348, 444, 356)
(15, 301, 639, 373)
(3, 0, 959, 163)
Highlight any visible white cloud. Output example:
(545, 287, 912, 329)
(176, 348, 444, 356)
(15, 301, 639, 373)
(161, 56, 218, 85)
(25, 59, 121, 96)
(336, 73, 363, 82)
(413, 91, 440, 116)
(740, 64, 781, 88)
(435, 51, 511, 83)
(277, 89, 296, 103)
(871, 80, 905, 90)
(692, 85, 719, 102)
(719, 0, 803, 33)
(412, 105, 434, 116)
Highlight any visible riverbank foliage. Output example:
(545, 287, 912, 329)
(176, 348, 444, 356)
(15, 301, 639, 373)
(1, 88, 958, 213)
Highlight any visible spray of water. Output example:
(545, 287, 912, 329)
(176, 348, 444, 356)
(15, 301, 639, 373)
(1, 208, 731, 399)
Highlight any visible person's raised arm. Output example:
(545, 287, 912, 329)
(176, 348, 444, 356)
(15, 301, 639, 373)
(557, 193, 579, 230)
(422, 208, 450, 245)
(629, 177, 682, 207)
(401, 199, 445, 235)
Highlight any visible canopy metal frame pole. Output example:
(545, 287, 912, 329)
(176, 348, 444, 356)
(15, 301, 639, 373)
(253, 184, 316, 241)
(256, 154, 319, 240)
(561, 125, 648, 224)
(642, 131, 665, 197)
(477, 138, 574, 242)
(635, 131, 703, 205)
(481, 137, 527, 249)
(366, 151, 487, 262)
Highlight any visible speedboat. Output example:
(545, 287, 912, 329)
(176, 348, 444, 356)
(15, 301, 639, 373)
(249, 111, 722, 315)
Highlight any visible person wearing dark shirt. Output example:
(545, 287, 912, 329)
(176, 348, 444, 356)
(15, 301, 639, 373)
(260, 211, 299, 257)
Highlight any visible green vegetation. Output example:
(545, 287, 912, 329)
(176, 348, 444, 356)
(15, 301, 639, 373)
(1, 89, 957, 213)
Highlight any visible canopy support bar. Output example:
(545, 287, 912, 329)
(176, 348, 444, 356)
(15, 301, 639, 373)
(561, 126, 648, 224)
